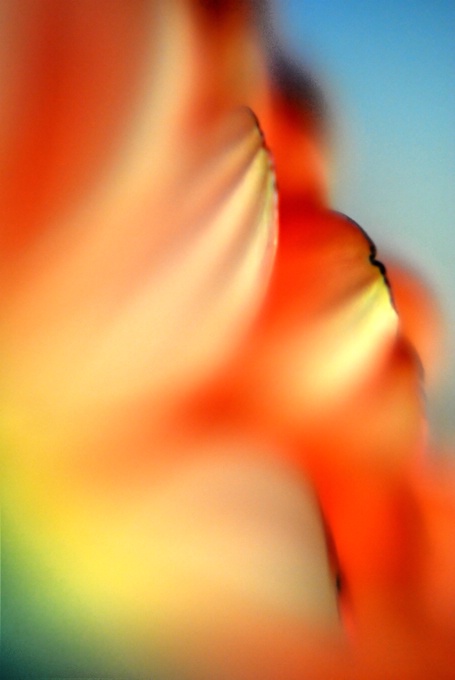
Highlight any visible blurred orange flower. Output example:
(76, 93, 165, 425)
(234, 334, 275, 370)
(2, 2, 454, 678)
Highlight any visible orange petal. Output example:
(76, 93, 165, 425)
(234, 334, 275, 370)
(1, 0, 150, 257)
(2, 108, 277, 460)
(386, 259, 444, 385)
(258, 72, 329, 207)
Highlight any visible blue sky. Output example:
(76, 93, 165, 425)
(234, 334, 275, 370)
(274, 1, 455, 436)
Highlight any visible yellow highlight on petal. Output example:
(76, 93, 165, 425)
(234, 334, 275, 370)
(270, 274, 398, 420)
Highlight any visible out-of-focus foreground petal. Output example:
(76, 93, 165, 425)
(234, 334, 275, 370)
(2, 108, 277, 441)
(1, 0, 278, 439)
(1, 2, 286, 675)
(1, 0, 150, 258)
(1, 2, 341, 677)
(0, 1, 273, 257)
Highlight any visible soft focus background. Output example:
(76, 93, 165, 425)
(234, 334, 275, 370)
(274, 0, 454, 442)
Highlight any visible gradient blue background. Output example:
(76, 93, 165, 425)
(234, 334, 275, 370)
(275, 0, 455, 439)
